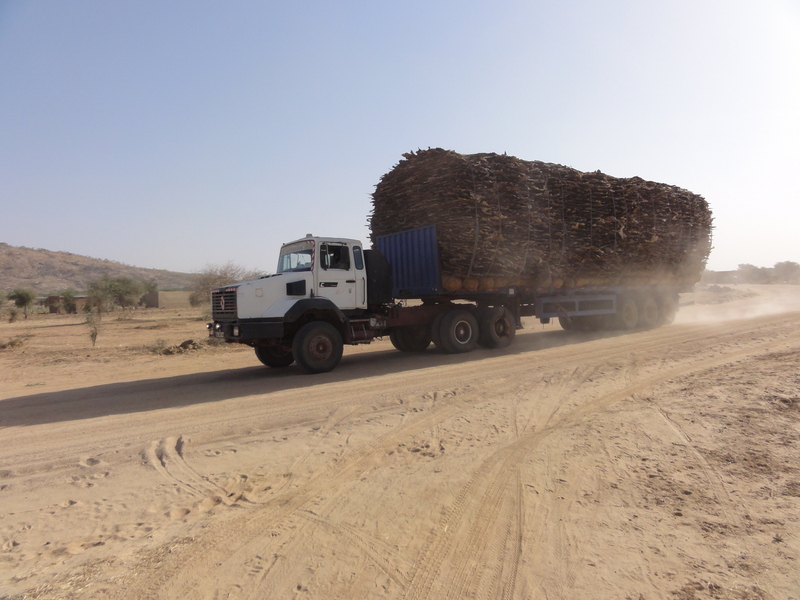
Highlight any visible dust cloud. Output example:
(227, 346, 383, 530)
(677, 284, 800, 323)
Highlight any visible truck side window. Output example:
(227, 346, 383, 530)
(353, 246, 364, 270)
(322, 245, 350, 270)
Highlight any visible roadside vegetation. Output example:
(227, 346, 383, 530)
(189, 262, 266, 307)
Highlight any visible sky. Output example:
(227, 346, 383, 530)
(1, 0, 798, 275)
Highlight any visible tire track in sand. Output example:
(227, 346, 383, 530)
(121, 314, 800, 599)
(400, 328, 800, 600)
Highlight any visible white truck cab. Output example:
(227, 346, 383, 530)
(277, 235, 367, 311)
(229, 235, 368, 322)
(209, 235, 378, 374)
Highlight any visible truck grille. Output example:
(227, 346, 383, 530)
(211, 287, 238, 319)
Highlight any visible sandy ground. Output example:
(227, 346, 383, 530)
(1, 285, 799, 600)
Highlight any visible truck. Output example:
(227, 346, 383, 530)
(207, 225, 682, 374)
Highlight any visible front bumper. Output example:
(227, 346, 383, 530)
(207, 319, 285, 342)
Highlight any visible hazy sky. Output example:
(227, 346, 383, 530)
(2, 1, 798, 275)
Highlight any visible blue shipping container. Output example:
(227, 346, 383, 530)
(376, 225, 441, 298)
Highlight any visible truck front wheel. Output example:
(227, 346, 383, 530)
(292, 322, 343, 374)
(254, 345, 295, 368)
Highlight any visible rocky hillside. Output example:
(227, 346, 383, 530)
(0, 243, 195, 294)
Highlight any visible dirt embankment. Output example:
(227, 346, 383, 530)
(1, 285, 799, 599)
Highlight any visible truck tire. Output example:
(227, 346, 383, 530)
(615, 296, 639, 330)
(431, 311, 447, 351)
(405, 325, 433, 351)
(292, 322, 343, 374)
(438, 309, 479, 354)
(638, 296, 659, 329)
(659, 295, 678, 325)
(254, 345, 295, 368)
(389, 329, 407, 352)
(558, 315, 575, 331)
(478, 306, 516, 349)
(390, 326, 431, 352)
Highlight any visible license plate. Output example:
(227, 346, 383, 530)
(214, 331, 225, 338)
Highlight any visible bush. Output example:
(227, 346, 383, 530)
(0, 335, 31, 350)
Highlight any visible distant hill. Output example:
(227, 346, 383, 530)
(0, 243, 196, 294)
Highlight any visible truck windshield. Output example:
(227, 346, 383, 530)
(277, 241, 314, 273)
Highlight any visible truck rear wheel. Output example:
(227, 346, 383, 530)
(438, 309, 479, 354)
(659, 295, 678, 325)
(292, 322, 343, 374)
(478, 306, 516, 349)
(390, 326, 431, 352)
(615, 296, 639, 330)
(638, 296, 659, 329)
(254, 345, 295, 368)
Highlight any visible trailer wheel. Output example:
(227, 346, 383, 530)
(438, 309, 479, 354)
(292, 322, 343, 374)
(390, 326, 431, 352)
(659, 295, 678, 325)
(558, 316, 575, 330)
(478, 306, 516, 349)
(615, 296, 639, 330)
(579, 315, 611, 331)
(638, 296, 659, 329)
(254, 345, 295, 368)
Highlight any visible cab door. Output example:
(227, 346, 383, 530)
(352, 244, 367, 309)
(316, 243, 358, 310)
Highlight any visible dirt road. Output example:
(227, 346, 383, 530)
(1, 285, 799, 599)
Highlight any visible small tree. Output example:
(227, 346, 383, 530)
(8, 289, 36, 319)
(85, 275, 144, 316)
(86, 276, 115, 318)
(190, 262, 266, 306)
(143, 278, 158, 294)
(737, 264, 772, 284)
(141, 278, 158, 304)
(54, 289, 78, 314)
(86, 311, 100, 346)
(109, 276, 144, 309)
(773, 261, 800, 284)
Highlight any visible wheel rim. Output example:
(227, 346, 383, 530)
(494, 317, 509, 337)
(453, 320, 473, 345)
(308, 334, 333, 362)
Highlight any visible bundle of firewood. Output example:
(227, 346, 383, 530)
(370, 149, 713, 292)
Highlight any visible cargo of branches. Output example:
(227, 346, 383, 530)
(209, 148, 713, 374)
